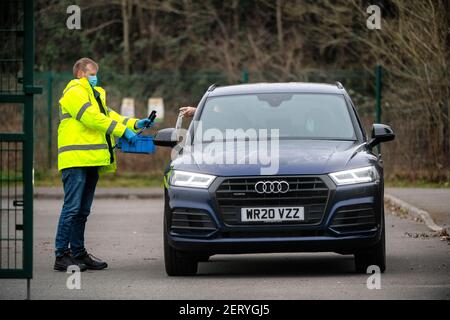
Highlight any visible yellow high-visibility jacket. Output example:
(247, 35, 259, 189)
(58, 77, 138, 173)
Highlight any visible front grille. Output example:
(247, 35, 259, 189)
(215, 176, 329, 225)
(330, 204, 377, 234)
(170, 208, 217, 237)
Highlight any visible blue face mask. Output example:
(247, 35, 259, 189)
(88, 75, 97, 87)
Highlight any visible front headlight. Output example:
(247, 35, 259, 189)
(170, 170, 216, 188)
(329, 166, 379, 185)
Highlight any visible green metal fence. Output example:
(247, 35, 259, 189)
(0, 0, 41, 293)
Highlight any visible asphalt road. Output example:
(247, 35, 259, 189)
(0, 198, 449, 300)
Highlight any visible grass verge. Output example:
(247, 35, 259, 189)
(385, 178, 450, 188)
(35, 171, 163, 188)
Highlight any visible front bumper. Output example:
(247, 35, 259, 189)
(166, 175, 383, 255)
(168, 234, 380, 254)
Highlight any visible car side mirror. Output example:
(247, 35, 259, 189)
(153, 128, 180, 147)
(367, 123, 395, 148)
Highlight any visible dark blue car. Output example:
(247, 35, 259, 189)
(154, 82, 395, 276)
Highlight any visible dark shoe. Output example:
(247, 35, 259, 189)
(72, 252, 108, 270)
(54, 252, 87, 272)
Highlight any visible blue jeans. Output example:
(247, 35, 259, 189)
(55, 167, 99, 258)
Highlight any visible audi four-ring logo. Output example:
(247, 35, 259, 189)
(254, 181, 290, 194)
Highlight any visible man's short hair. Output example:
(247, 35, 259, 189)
(73, 57, 99, 78)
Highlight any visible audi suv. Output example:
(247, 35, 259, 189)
(154, 82, 395, 276)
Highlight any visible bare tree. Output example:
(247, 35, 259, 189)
(121, 0, 132, 75)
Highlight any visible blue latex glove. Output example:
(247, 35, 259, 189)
(123, 128, 138, 145)
(135, 118, 154, 130)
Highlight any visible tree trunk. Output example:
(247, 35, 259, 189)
(276, 0, 284, 51)
(122, 0, 131, 76)
(136, 0, 146, 37)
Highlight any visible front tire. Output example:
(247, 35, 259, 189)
(163, 195, 198, 276)
(354, 223, 386, 274)
(164, 231, 198, 276)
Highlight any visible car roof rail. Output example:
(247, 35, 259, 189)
(207, 84, 217, 92)
(335, 81, 344, 89)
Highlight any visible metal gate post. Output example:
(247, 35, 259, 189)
(47, 72, 53, 170)
(242, 69, 249, 84)
(375, 65, 382, 154)
(375, 64, 382, 123)
(23, 0, 39, 289)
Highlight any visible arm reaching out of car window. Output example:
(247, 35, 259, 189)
(179, 106, 196, 117)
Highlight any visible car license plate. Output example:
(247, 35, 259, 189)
(241, 207, 305, 223)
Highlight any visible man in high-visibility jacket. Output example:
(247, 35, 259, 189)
(54, 57, 152, 271)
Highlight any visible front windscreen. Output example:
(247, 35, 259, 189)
(195, 93, 356, 142)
